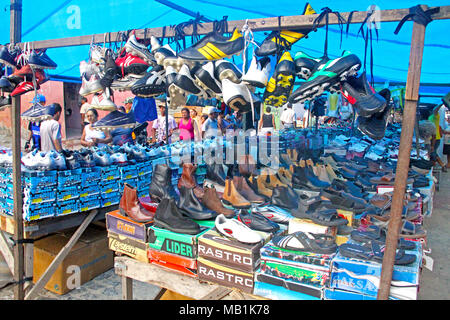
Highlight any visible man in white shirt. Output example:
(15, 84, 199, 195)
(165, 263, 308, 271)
(280, 103, 296, 129)
(152, 104, 177, 143)
(40, 103, 63, 152)
(202, 107, 220, 139)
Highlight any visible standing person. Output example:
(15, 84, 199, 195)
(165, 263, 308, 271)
(442, 110, 450, 168)
(80, 109, 112, 148)
(25, 94, 46, 152)
(152, 104, 177, 143)
(40, 103, 63, 153)
(178, 107, 200, 142)
(218, 111, 234, 135)
(79, 96, 91, 133)
(258, 106, 275, 136)
(202, 107, 220, 139)
(429, 103, 448, 171)
(280, 103, 296, 129)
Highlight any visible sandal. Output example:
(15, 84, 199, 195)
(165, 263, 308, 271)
(350, 225, 416, 250)
(339, 241, 416, 265)
(370, 206, 420, 222)
(369, 173, 414, 185)
(293, 199, 348, 227)
(272, 231, 337, 254)
(398, 220, 427, 239)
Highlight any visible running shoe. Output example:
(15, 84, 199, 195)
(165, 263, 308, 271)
(0, 45, 19, 67)
(90, 90, 117, 111)
(21, 102, 51, 121)
(0, 76, 15, 92)
(214, 59, 242, 83)
(115, 51, 149, 77)
(28, 50, 57, 69)
(131, 65, 166, 97)
(124, 32, 156, 65)
(193, 61, 222, 98)
(79, 73, 103, 96)
(92, 110, 136, 131)
(215, 214, 263, 244)
(11, 81, 38, 97)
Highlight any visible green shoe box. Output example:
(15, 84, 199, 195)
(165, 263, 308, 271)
(147, 225, 211, 260)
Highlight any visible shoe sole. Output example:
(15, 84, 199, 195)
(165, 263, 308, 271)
(131, 84, 166, 97)
(194, 77, 222, 99)
(92, 122, 136, 131)
(124, 44, 155, 65)
(222, 198, 251, 209)
(89, 104, 117, 111)
(79, 86, 103, 96)
(153, 218, 200, 235)
(28, 63, 57, 70)
(218, 69, 241, 84)
(161, 57, 196, 72)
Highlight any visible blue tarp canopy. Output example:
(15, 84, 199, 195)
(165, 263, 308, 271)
(1, 0, 449, 104)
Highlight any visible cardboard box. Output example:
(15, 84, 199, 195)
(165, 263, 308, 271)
(108, 232, 149, 263)
(147, 225, 210, 259)
(330, 241, 422, 300)
(253, 279, 320, 300)
(197, 257, 254, 294)
(149, 259, 197, 278)
(147, 247, 197, 269)
(33, 226, 114, 295)
(254, 271, 322, 299)
(323, 288, 399, 300)
(288, 218, 337, 237)
(106, 210, 153, 242)
(197, 229, 267, 273)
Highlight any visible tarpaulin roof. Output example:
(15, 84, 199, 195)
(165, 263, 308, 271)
(1, 0, 449, 104)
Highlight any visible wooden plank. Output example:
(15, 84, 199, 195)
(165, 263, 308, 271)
(153, 288, 167, 300)
(121, 275, 133, 300)
(0, 231, 14, 276)
(23, 243, 33, 293)
(114, 256, 259, 300)
(199, 287, 233, 300)
(0, 215, 15, 234)
(16, 6, 450, 50)
(24, 209, 98, 300)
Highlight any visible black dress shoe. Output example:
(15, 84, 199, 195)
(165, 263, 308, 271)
(238, 209, 280, 233)
(149, 164, 179, 203)
(153, 197, 201, 235)
(292, 166, 330, 190)
(271, 185, 298, 210)
(177, 186, 217, 220)
(204, 163, 227, 192)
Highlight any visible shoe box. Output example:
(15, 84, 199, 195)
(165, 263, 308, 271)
(258, 240, 334, 299)
(108, 231, 149, 263)
(323, 288, 399, 300)
(329, 241, 422, 300)
(33, 225, 114, 295)
(106, 210, 154, 243)
(196, 228, 273, 294)
(288, 218, 337, 237)
(335, 234, 350, 245)
(253, 278, 320, 300)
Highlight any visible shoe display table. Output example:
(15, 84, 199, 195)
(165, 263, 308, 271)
(114, 256, 265, 300)
(0, 205, 117, 299)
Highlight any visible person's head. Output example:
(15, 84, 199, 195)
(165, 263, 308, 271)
(123, 97, 133, 112)
(209, 107, 219, 119)
(181, 107, 190, 119)
(85, 108, 99, 124)
(47, 103, 62, 121)
(159, 104, 166, 116)
(190, 109, 198, 118)
(265, 106, 271, 113)
(81, 97, 88, 105)
(201, 114, 208, 123)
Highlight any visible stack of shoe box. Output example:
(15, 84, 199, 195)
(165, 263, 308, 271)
(325, 240, 423, 300)
(79, 167, 102, 212)
(147, 223, 211, 278)
(100, 165, 121, 207)
(136, 161, 152, 198)
(119, 164, 138, 192)
(254, 240, 334, 300)
(56, 169, 82, 217)
(196, 228, 273, 294)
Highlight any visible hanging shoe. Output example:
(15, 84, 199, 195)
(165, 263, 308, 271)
(221, 78, 253, 113)
(0, 95, 11, 111)
(241, 56, 271, 88)
(153, 43, 176, 66)
(0, 76, 15, 92)
(341, 71, 387, 117)
(178, 27, 244, 61)
(289, 51, 361, 104)
(169, 64, 208, 99)
(193, 61, 222, 98)
(148, 164, 179, 203)
(79, 73, 104, 96)
(214, 59, 242, 83)
(92, 110, 136, 131)
(177, 186, 217, 220)
(357, 88, 392, 140)
(0, 45, 20, 67)
(115, 51, 149, 77)
(90, 90, 117, 111)
(124, 32, 156, 65)
(263, 51, 295, 107)
(154, 197, 201, 235)
(294, 51, 321, 80)
(237, 209, 280, 233)
(119, 183, 154, 223)
(110, 74, 142, 91)
(255, 3, 317, 57)
(222, 177, 251, 209)
(202, 186, 235, 217)
(131, 65, 166, 97)
(99, 52, 120, 88)
(28, 50, 57, 69)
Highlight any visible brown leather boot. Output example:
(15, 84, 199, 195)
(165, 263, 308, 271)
(178, 163, 205, 200)
(222, 178, 251, 208)
(253, 175, 273, 198)
(238, 155, 258, 177)
(119, 183, 154, 223)
(233, 176, 265, 204)
(202, 186, 235, 217)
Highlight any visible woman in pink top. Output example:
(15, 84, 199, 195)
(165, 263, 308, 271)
(178, 107, 200, 142)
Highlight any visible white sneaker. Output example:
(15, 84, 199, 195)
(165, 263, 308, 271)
(110, 152, 128, 165)
(48, 150, 67, 171)
(34, 152, 54, 171)
(110, 75, 142, 91)
(215, 214, 263, 244)
(241, 56, 271, 88)
(124, 33, 155, 64)
(79, 73, 103, 96)
(221, 78, 253, 112)
(150, 36, 161, 52)
(90, 90, 117, 111)
(90, 45, 107, 64)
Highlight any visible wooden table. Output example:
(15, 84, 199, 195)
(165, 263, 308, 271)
(114, 256, 265, 300)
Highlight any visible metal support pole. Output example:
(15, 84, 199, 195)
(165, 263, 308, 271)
(165, 99, 169, 145)
(10, 0, 25, 301)
(377, 18, 427, 300)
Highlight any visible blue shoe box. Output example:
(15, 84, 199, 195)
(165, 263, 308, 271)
(330, 241, 422, 300)
(120, 165, 138, 180)
(56, 199, 80, 216)
(56, 185, 80, 202)
(323, 288, 399, 300)
(101, 191, 121, 207)
(23, 202, 56, 221)
(100, 166, 120, 182)
(57, 169, 82, 187)
(253, 276, 321, 300)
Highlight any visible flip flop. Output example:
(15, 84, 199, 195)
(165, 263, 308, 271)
(272, 231, 337, 254)
(350, 225, 416, 250)
(339, 241, 416, 265)
(398, 220, 427, 239)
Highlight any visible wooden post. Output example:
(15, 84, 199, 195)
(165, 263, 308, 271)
(377, 17, 427, 300)
(121, 275, 133, 300)
(10, 0, 25, 301)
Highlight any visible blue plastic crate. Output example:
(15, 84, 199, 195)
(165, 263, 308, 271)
(101, 180, 120, 194)
(79, 197, 101, 212)
(120, 165, 138, 179)
(23, 187, 56, 204)
(57, 185, 80, 202)
(56, 199, 80, 216)
(57, 169, 82, 187)
(81, 167, 102, 187)
(101, 166, 120, 181)
(79, 184, 101, 198)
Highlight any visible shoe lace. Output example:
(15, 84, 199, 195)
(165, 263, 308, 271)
(394, 5, 439, 35)
(312, 7, 346, 59)
(241, 19, 260, 74)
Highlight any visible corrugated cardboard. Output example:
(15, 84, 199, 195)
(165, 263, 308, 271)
(108, 232, 149, 263)
(33, 225, 113, 295)
(106, 210, 153, 242)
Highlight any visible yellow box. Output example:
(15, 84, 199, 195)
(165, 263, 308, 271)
(336, 209, 354, 227)
(335, 234, 350, 245)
